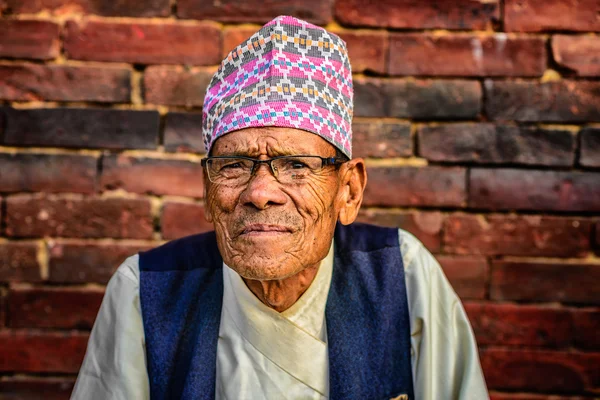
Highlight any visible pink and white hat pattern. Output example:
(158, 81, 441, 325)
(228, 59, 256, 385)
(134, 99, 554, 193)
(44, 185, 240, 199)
(202, 15, 353, 158)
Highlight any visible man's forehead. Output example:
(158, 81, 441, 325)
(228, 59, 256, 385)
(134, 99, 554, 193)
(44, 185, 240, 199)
(210, 127, 336, 156)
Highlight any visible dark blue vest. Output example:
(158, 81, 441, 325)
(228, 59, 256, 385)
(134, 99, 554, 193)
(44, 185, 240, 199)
(139, 223, 414, 399)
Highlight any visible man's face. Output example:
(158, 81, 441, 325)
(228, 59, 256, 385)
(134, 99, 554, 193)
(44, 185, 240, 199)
(204, 127, 344, 281)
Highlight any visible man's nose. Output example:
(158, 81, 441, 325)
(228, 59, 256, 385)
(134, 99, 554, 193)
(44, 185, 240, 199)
(239, 164, 287, 210)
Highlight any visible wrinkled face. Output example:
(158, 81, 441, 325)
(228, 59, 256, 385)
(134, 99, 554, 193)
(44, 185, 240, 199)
(204, 127, 344, 281)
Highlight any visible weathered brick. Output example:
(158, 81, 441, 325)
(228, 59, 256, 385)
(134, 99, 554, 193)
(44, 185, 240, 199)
(444, 214, 592, 257)
(5, 0, 170, 16)
(48, 241, 152, 283)
(0, 242, 41, 282)
(356, 210, 443, 252)
(354, 78, 481, 119)
(164, 112, 205, 153)
(505, 0, 600, 32)
(470, 169, 600, 211)
(8, 287, 103, 329)
(464, 303, 572, 347)
(0, 64, 131, 102)
(553, 35, 600, 76)
(363, 167, 466, 207)
(480, 349, 600, 392)
(101, 155, 204, 197)
(6, 195, 154, 239)
(0, 377, 75, 400)
(337, 31, 388, 75)
(389, 34, 545, 77)
(0, 107, 159, 149)
(580, 127, 600, 168)
(0, 331, 88, 373)
(335, 0, 499, 29)
(418, 123, 576, 166)
(144, 66, 213, 107)
(178, 0, 332, 24)
(436, 255, 487, 300)
(491, 260, 600, 304)
(0, 153, 97, 194)
(485, 80, 600, 122)
(222, 26, 259, 57)
(572, 309, 600, 350)
(64, 20, 222, 65)
(0, 20, 59, 60)
(352, 120, 412, 158)
(161, 202, 213, 240)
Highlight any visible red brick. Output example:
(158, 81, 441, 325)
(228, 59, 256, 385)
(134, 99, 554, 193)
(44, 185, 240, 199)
(389, 34, 545, 77)
(6, 195, 154, 239)
(0, 242, 41, 282)
(553, 35, 600, 77)
(470, 169, 600, 211)
(352, 120, 412, 158)
(480, 349, 600, 392)
(161, 202, 213, 240)
(1, 107, 159, 150)
(64, 20, 222, 65)
(222, 26, 259, 58)
(335, 0, 499, 30)
(0, 331, 88, 373)
(580, 127, 600, 168)
(0, 20, 59, 60)
(48, 241, 152, 283)
(444, 214, 592, 257)
(572, 309, 600, 350)
(101, 155, 204, 197)
(164, 112, 205, 154)
(8, 287, 103, 329)
(363, 166, 466, 207)
(354, 78, 481, 119)
(144, 66, 213, 107)
(5, 0, 170, 16)
(0, 377, 75, 400)
(485, 80, 600, 122)
(178, 0, 332, 24)
(356, 210, 443, 252)
(464, 303, 572, 347)
(491, 260, 600, 304)
(505, 0, 600, 32)
(337, 31, 388, 75)
(0, 153, 97, 194)
(0, 64, 131, 102)
(418, 123, 576, 166)
(436, 255, 487, 300)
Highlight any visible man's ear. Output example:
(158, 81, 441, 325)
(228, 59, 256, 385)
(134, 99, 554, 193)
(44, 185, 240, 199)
(337, 158, 367, 225)
(203, 169, 214, 223)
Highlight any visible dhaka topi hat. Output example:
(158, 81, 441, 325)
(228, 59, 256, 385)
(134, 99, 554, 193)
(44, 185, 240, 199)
(202, 15, 353, 158)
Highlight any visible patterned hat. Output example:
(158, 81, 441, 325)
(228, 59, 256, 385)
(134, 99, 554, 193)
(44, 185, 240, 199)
(202, 15, 353, 158)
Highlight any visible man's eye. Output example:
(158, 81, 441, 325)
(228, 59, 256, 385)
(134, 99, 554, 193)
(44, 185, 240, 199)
(219, 161, 244, 171)
(287, 160, 309, 169)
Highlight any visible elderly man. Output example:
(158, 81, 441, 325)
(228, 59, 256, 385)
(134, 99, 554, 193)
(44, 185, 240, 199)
(72, 16, 488, 400)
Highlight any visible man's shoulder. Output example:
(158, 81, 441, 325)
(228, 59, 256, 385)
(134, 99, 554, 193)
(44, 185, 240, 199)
(138, 230, 222, 272)
(335, 222, 400, 252)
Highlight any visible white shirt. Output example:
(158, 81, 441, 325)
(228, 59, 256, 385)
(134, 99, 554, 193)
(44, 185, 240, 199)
(71, 229, 489, 399)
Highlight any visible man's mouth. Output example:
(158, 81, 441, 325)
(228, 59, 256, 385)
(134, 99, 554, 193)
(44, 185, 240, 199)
(239, 224, 293, 237)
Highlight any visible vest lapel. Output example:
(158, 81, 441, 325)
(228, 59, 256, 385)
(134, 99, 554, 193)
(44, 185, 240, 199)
(326, 223, 414, 400)
(139, 232, 224, 400)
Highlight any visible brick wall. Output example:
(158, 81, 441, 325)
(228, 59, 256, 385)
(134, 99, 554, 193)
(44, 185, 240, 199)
(0, 0, 599, 398)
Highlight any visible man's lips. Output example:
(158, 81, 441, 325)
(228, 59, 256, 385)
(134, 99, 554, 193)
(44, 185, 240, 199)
(239, 224, 294, 236)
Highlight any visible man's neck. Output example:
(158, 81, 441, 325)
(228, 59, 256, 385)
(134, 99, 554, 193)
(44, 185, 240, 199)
(243, 263, 320, 312)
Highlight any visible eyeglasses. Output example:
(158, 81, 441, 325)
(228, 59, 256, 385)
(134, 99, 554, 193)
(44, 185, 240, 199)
(201, 155, 345, 186)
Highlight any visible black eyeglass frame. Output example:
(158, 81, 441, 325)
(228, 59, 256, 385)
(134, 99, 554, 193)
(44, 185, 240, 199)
(200, 155, 346, 183)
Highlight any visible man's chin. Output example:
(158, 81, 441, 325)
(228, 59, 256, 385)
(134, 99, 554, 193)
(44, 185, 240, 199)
(226, 255, 303, 281)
